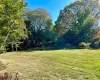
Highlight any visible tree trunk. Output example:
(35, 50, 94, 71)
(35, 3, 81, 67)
(15, 44, 18, 52)
(0, 22, 15, 49)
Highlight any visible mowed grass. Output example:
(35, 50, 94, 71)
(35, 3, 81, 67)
(0, 61, 6, 71)
(0, 49, 100, 80)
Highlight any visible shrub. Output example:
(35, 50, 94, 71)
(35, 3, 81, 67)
(91, 41, 100, 48)
(79, 42, 90, 49)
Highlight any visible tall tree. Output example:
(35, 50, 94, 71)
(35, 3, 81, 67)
(24, 8, 54, 48)
(55, 0, 100, 46)
(0, 0, 27, 49)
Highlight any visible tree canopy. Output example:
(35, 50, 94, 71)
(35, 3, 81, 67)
(0, 0, 27, 50)
(0, 0, 100, 51)
(23, 8, 55, 48)
(55, 0, 100, 47)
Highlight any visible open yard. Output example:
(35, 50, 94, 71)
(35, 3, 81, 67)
(0, 49, 100, 80)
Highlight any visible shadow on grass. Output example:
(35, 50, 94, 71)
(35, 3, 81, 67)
(23, 47, 100, 52)
(23, 47, 83, 52)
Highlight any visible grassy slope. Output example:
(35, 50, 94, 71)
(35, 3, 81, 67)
(0, 49, 100, 80)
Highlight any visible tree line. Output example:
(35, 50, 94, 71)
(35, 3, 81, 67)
(0, 0, 100, 51)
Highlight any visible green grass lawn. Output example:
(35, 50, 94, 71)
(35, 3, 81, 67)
(0, 49, 100, 80)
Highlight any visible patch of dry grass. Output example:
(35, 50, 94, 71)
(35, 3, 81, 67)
(0, 61, 6, 71)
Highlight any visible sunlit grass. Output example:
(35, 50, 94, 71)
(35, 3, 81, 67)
(0, 61, 6, 71)
(0, 49, 100, 80)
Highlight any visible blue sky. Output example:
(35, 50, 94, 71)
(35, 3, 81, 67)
(24, 0, 75, 23)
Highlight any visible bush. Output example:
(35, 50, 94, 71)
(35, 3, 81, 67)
(79, 42, 90, 49)
(91, 41, 100, 48)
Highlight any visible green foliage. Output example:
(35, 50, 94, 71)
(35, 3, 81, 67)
(1, 0, 100, 50)
(93, 41, 100, 48)
(24, 8, 55, 48)
(92, 27, 100, 42)
(91, 40, 100, 48)
(0, 0, 27, 49)
(55, 0, 100, 48)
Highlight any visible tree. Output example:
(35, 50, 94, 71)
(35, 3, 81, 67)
(55, 0, 100, 46)
(91, 27, 100, 48)
(0, 0, 27, 50)
(92, 27, 100, 42)
(24, 8, 54, 48)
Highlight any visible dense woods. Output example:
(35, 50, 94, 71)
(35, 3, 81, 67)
(55, 0, 100, 49)
(0, 0, 100, 51)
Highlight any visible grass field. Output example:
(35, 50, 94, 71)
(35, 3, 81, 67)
(0, 49, 100, 80)
(0, 61, 6, 71)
